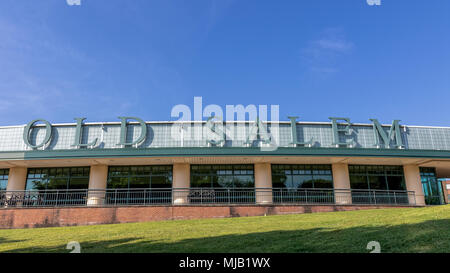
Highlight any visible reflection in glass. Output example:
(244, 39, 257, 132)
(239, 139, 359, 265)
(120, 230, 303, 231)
(0, 169, 9, 190)
(190, 165, 255, 188)
(271, 165, 333, 189)
(25, 167, 90, 191)
(420, 167, 444, 205)
(107, 165, 172, 189)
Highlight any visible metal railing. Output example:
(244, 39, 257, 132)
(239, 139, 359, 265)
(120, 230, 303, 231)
(0, 188, 416, 208)
(349, 189, 413, 205)
(273, 188, 336, 204)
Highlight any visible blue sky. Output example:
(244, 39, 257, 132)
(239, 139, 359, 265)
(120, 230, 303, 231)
(0, 0, 449, 126)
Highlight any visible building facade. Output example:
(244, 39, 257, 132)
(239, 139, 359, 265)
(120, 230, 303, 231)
(0, 117, 449, 216)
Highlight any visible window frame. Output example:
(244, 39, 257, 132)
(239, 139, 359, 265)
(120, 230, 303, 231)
(25, 167, 90, 191)
(107, 165, 173, 189)
(271, 164, 334, 189)
(190, 164, 255, 188)
(348, 165, 406, 191)
(0, 169, 9, 190)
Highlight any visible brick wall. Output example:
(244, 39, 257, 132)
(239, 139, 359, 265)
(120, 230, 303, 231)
(0, 205, 418, 229)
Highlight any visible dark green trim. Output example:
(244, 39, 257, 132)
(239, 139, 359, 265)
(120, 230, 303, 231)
(1, 147, 450, 161)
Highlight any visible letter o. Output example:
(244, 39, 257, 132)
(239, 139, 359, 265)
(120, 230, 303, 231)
(23, 119, 52, 149)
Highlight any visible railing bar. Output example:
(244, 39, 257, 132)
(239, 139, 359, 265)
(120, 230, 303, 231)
(0, 188, 415, 208)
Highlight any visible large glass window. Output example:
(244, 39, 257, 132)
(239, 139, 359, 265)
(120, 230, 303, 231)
(190, 165, 255, 204)
(271, 165, 334, 204)
(107, 165, 172, 189)
(0, 169, 8, 190)
(349, 165, 407, 204)
(23, 167, 90, 206)
(190, 165, 254, 188)
(26, 167, 90, 190)
(271, 164, 333, 189)
(106, 165, 173, 205)
(349, 165, 406, 190)
(420, 167, 444, 205)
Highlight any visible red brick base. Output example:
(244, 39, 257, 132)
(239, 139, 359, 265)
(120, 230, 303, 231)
(0, 205, 419, 229)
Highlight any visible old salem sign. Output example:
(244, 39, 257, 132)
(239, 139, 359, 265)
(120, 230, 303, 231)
(22, 117, 404, 150)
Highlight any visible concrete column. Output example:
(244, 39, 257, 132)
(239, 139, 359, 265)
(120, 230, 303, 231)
(87, 165, 108, 206)
(254, 163, 272, 204)
(172, 163, 190, 204)
(6, 167, 27, 191)
(332, 163, 352, 205)
(403, 164, 425, 206)
(5, 167, 27, 207)
(441, 180, 449, 204)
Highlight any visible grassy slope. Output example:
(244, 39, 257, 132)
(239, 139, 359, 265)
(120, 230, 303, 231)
(0, 205, 448, 253)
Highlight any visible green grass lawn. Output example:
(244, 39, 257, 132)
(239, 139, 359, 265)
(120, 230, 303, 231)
(0, 205, 448, 253)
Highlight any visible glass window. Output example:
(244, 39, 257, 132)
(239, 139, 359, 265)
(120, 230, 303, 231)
(297, 175, 314, 188)
(349, 165, 405, 191)
(233, 175, 254, 187)
(349, 175, 368, 189)
(420, 167, 444, 205)
(129, 176, 150, 188)
(26, 178, 47, 190)
(0, 169, 9, 190)
(107, 165, 172, 189)
(271, 165, 334, 204)
(47, 178, 68, 190)
(216, 176, 234, 188)
(190, 165, 255, 204)
(151, 176, 172, 188)
(109, 177, 128, 188)
(369, 176, 388, 190)
(190, 164, 255, 188)
(313, 175, 334, 188)
(272, 174, 288, 188)
(25, 167, 90, 190)
(271, 165, 333, 189)
(69, 177, 90, 189)
(387, 176, 406, 190)
(192, 175, 211, 187)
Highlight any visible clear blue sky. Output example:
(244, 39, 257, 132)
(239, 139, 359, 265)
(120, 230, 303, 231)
(0, 0, 449, 126)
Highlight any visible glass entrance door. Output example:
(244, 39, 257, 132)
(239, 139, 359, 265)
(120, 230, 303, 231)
(420, 168, 444, 205)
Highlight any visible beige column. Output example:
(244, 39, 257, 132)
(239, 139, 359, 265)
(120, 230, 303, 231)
(332, 163, 352, 205)
(5, 167, 27, 207)
(441, 180, 449, 204)
(172, 163, 190, 204)
(445, 181, 450, 204)
(254, 163, 272, 204)
(6, 167, 27, 191)
(87, 165, 108, 206)
(403, 164, 425, 206)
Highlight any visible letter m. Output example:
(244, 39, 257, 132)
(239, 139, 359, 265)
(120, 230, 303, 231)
(224, 258, 234, 268)
(370, 119, 404, 149)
